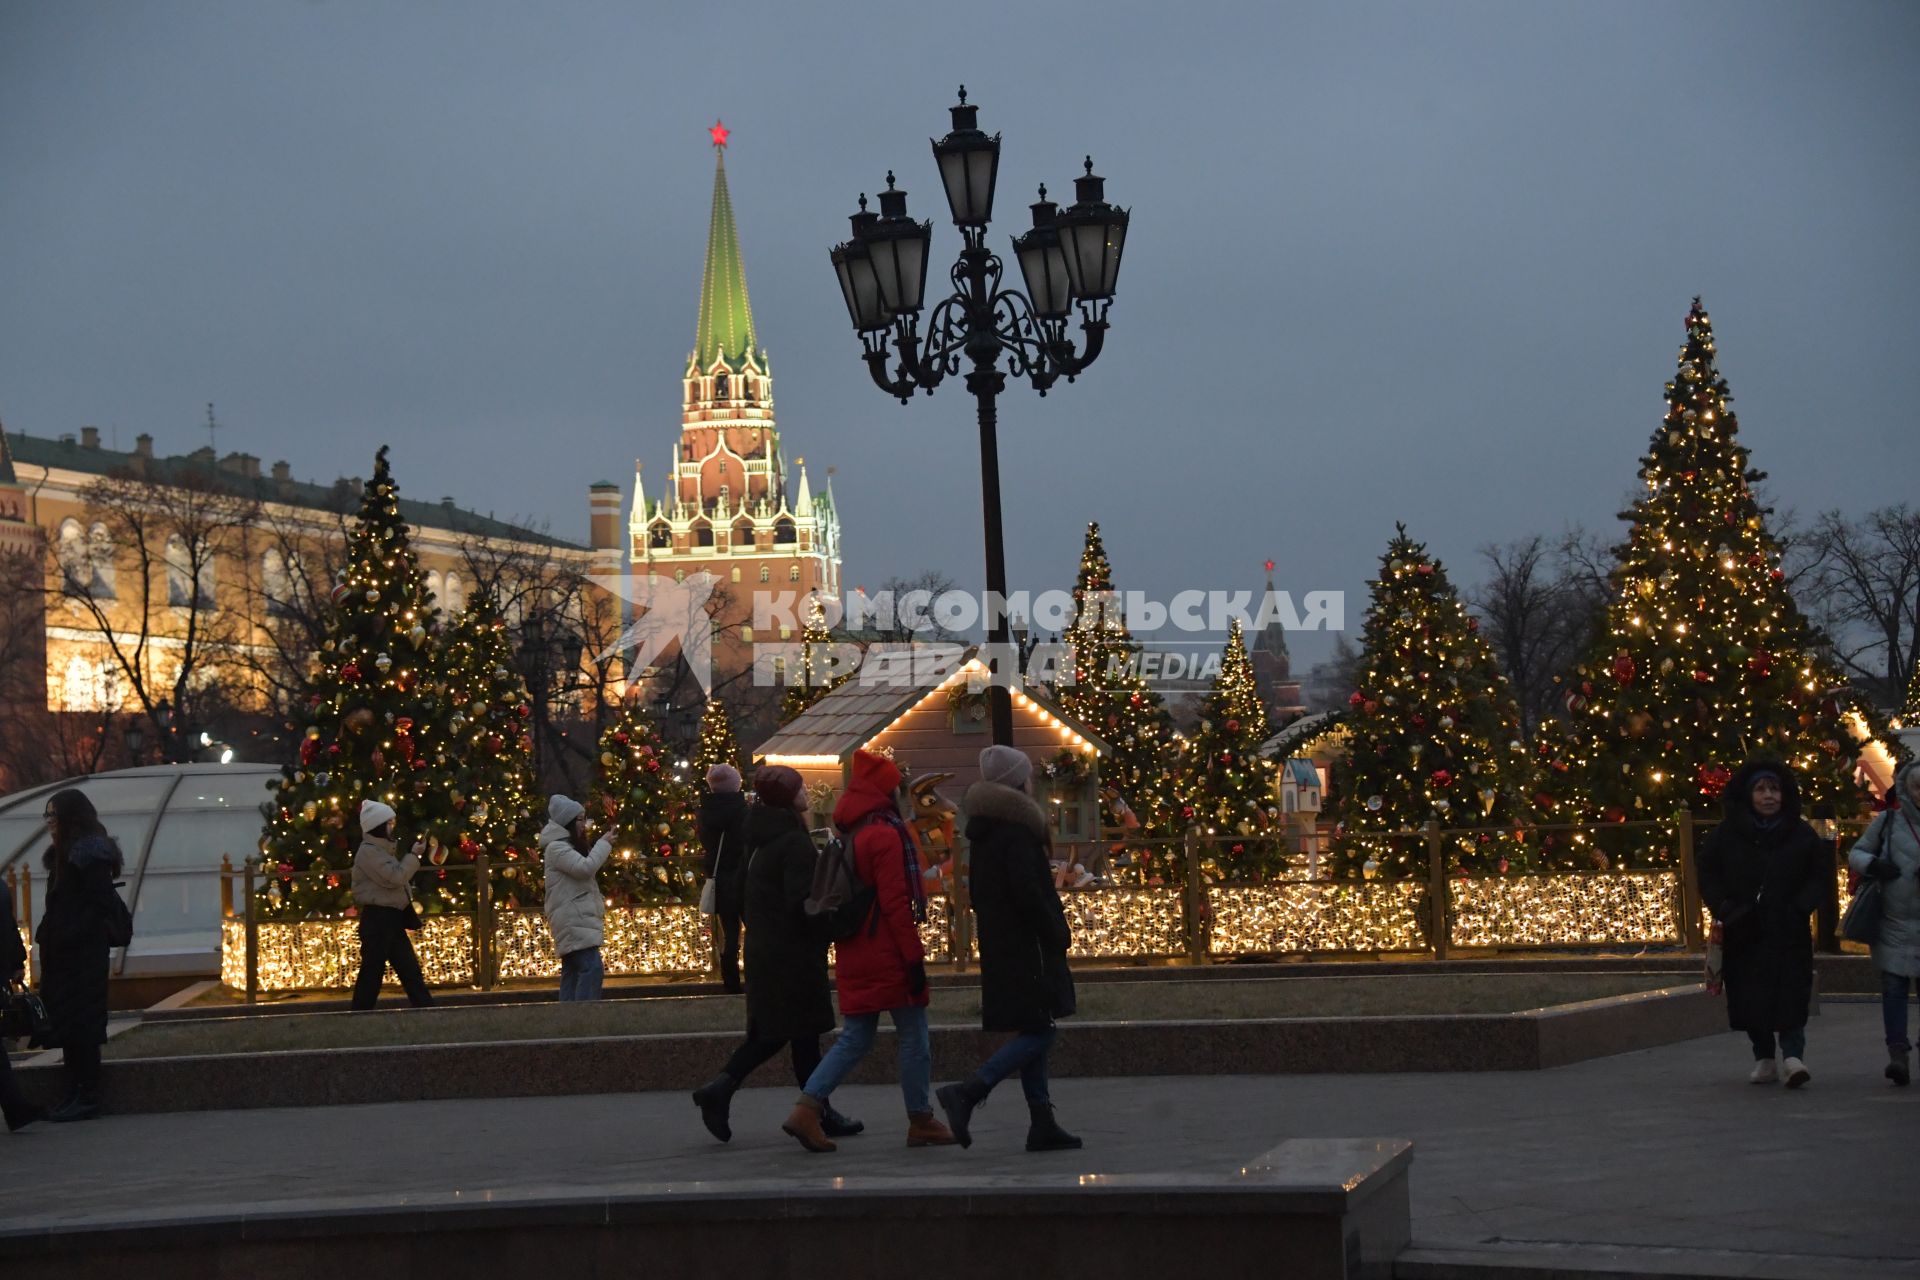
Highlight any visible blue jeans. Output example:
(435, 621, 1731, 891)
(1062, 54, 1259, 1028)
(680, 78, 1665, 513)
(976, 1028, 1056, 1104)
(1883, 970, 1916, 1051)
(558, 947, 604, 1001)
(1748, 1026, 1807, 1060)
(802, 1006, 931, 1115)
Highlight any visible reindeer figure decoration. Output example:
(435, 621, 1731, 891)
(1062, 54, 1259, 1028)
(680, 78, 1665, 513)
(904, 771, 967, 911)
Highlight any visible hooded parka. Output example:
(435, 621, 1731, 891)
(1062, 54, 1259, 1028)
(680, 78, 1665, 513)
(827, 752, 927, 1016)
(1695, 759, 1827, 1033)
(1848, 761, 1920, 979)
(964, 779, 1074, 1033)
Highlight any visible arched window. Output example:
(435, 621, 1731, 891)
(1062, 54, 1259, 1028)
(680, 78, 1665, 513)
(774, 519, 797, 545)
(650, 522, 671, 549)
(759, 564, 771, 583)
(730, 566, 741, 583)
(694, 522, 714, 548)
(87, 523, 116, 597)
(263, 549, 294, 617)
(57, 519, 87, 593)
(61, 653, 116, 712)
(675, 569, 686, 584)
(788, 564, 801, 583)
(714, 372, 729, 399)
(165, 537, 188, 604)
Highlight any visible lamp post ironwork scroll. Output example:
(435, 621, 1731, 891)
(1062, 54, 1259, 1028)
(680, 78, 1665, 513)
(829, 88, 1129, 745)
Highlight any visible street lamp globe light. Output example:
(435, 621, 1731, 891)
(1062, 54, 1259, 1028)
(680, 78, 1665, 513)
(831, 197, 890, 334)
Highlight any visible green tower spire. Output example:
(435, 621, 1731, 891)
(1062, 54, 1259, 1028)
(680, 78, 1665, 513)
(694, 121, 759, 371)
(0, 421, 16, 486)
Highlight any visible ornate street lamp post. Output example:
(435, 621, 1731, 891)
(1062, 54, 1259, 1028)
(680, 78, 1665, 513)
(831, 88, 1129, 746)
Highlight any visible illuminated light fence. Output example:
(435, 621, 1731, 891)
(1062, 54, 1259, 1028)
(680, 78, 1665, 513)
(211, 819, 1875, 993)
(1208, 883, 1429, 954)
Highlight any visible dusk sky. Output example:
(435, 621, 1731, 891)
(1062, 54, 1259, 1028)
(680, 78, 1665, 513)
(3, 1, 1913, 668)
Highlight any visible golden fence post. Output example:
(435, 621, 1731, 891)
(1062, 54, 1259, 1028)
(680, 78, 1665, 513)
(219, 854, 235, 919)
(1182, 829, 1205, 963)
(1675, 809, 1705, 951)
(243, 855, 260, 1004)
(1425, 820, 1450, 962)
(475, 853, 494, 991)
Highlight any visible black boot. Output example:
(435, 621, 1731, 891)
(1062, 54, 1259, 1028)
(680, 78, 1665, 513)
(47, 1092, 99, 1124)
(1889, 1046, 1912, 1088)
(691, 1074, 738, 1142)
(821, 1103, 865, 1138)
(1024, 1101, 1081, 1152)
(935, 1077, 990, 1149)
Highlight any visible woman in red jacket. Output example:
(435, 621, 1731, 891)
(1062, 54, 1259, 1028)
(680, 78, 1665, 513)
(782, 750, 956, 1152)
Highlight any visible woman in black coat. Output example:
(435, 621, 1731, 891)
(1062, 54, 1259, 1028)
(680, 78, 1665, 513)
(1695, 759, 1828, 1088)
(697, 765, 752, 994)
(35, 788, 126, 1121)
(2, 876, 47, 1131)
(689, 766, 861, 1143)
(936, 746, 1080, 1153)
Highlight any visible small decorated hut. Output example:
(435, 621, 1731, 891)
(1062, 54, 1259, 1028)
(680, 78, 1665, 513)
(755, 653, 1110, 849)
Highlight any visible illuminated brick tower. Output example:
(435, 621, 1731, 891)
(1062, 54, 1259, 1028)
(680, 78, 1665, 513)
(628, 122, 842, 616)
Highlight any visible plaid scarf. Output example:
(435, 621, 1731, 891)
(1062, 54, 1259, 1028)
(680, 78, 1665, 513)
(865, 808, 928, 924)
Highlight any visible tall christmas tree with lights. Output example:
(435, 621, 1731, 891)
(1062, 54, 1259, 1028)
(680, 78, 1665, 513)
(778, 596, 852, 723)
(1181, 621, 1279, 875)
(1905, 661, 1920, 723)
(259, 447, 463, 919)
(693, 694, 740, 775)
(1329, 526, 1538, 879)
(590, 696, 699, 903)
(1052, 522, 1183, 835)
(1559, 298, 1866, 853)
(439, 589, 543, 912)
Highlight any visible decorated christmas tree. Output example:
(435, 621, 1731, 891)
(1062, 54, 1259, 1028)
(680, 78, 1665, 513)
(1180, 620, 1280, 876)
(439, 588, 543, 912)
(1052, 521, 1184, 835)
(1329, 526, 1538, 879)
(1906, 660, 1920, 723)
(778, 596, 852, 723)
(590, 695, 699, 903)
(1558, 298, 1866, 853)
(693, 693, 740, 775)
(259, 447, 464, 919)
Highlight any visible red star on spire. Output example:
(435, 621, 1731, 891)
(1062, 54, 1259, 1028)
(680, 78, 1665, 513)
(708, 119, 730, 149)
(1263, 559, 1276, 574)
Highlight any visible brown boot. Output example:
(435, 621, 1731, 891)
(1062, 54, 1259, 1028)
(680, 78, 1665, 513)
(906, 1111, 958, 1147)
(781, 1096, 837, 1153)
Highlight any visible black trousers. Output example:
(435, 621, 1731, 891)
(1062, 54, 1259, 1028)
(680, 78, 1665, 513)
(717, 910, 742, 991)
(722, 1030, 821, 1089)
(352, 906, 434, 1010)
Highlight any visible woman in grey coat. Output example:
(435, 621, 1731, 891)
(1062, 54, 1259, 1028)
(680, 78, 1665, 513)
(1849, 760, 1920, 1086)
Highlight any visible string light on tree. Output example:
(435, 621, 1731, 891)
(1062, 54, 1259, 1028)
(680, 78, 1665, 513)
(693, 694, 741, 775)
(1181, 620, 1279, 877)
(1051, 521, 1184, 838)
(439, 588, 543, 911)
(1555, 297, 1867, 857)
(258, 447, 464, 918)
(1330, 525, 1539, 879)
(590, 697, 699, 903)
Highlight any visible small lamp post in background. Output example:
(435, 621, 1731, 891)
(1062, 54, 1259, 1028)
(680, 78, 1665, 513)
(830, 87, 1129, 746)
(517, 616, 595, 788)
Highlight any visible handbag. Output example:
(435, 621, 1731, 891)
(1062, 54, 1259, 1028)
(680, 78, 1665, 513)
(699, 833, 725, 916)
(2, 981, 51, 1042)
(1840, 811, 1898, 946)
(401, 899, 423, 931)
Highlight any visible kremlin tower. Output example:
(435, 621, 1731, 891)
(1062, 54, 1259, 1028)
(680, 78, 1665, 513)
(623, 122, 842, 615)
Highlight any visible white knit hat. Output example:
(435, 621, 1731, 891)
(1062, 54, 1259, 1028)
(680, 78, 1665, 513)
(359, 799, 397, 834)
(548, 795, 586, 827)
(978, 744, 1033, 789)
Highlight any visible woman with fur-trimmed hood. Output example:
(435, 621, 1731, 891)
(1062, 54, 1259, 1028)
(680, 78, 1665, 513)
(935, 745, 1081, 1153)
(1847, 759, 1920, 1086)
(1694, 759, 1828, 1088)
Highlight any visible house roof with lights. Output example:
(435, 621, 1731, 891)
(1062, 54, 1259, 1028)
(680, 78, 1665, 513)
(756, 651, 1111, 768)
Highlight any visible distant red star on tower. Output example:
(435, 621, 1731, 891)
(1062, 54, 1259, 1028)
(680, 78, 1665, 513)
(708, 120, 730, 148)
